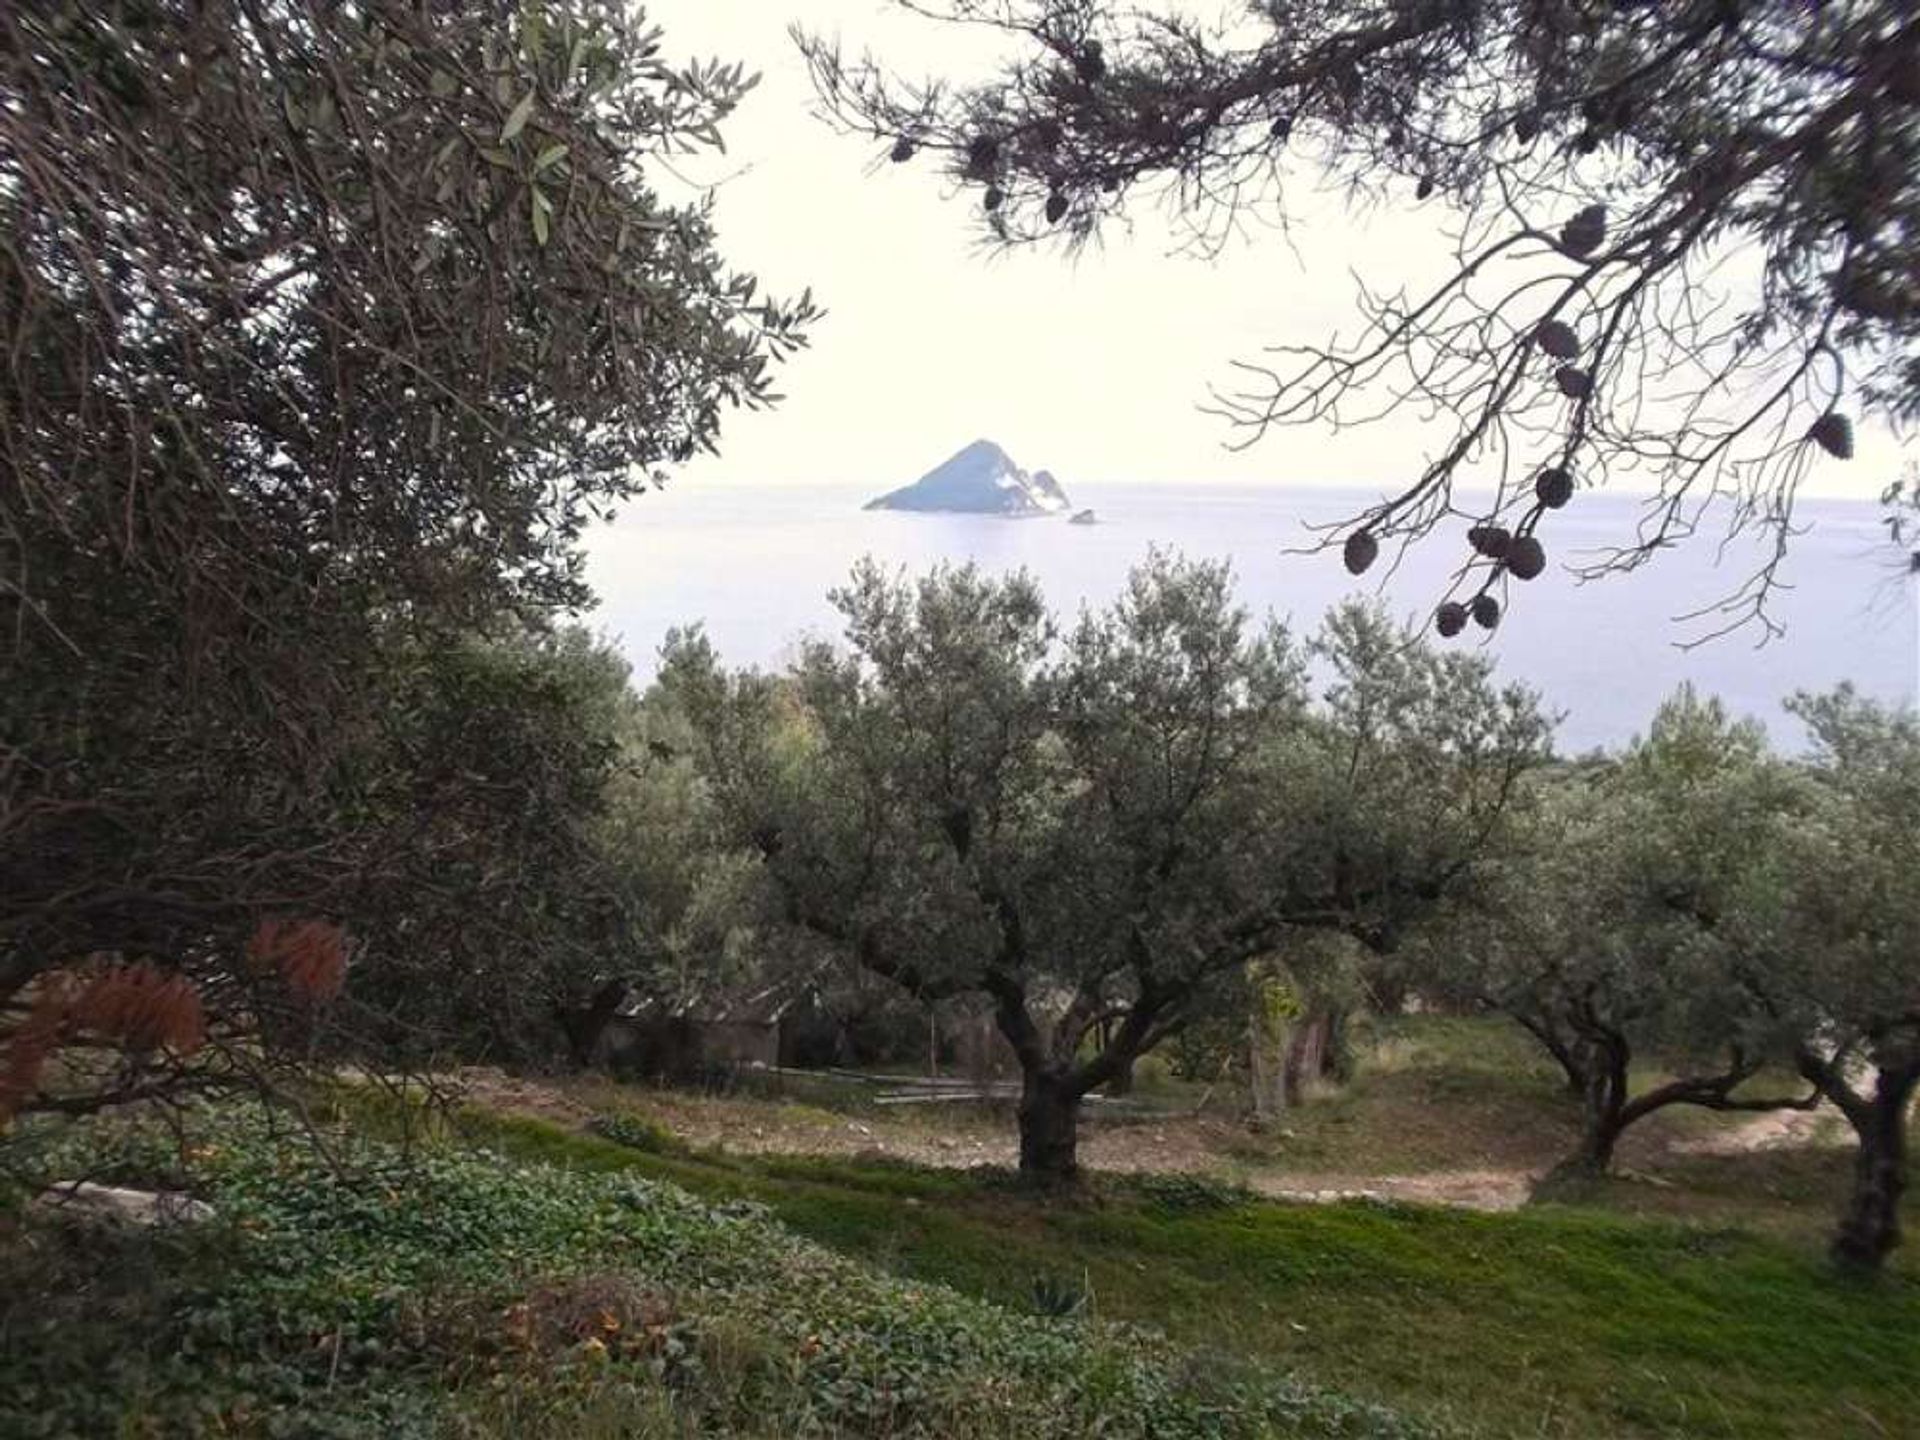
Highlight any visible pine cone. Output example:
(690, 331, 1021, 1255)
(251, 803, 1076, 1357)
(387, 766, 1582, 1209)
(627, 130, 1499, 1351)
(1467, 524, 1512, 559)
(1506, 535, 1547, 580)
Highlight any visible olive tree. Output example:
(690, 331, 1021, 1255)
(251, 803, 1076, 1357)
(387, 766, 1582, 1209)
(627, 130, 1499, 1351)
(668, 556, 1548, 1182)
(340, 629, 660, 1074)
(1769, 688, 1920, 1269)
(1439, 688, 1818, 1178)
(0, 1, 812, 1117)
(800, 1, 1916, 635)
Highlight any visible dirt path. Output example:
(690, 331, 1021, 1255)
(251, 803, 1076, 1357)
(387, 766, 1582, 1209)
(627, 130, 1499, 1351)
(447, 1066, 1848, 1218)
(1668, 1105, 1839, 1156)
(1249, 1169, 1535, 1212)
(449, 1067, 1544, 1211)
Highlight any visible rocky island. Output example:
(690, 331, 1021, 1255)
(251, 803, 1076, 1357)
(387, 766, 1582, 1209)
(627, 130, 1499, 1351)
(864, 439, 1070, 516)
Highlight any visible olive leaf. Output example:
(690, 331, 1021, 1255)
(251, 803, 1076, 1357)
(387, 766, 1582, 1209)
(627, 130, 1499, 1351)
(500, 88, 536, 143)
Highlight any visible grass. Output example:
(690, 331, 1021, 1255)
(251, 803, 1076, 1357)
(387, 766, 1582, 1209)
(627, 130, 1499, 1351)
(420, 1086, 1920, 1439)
(1226, 1016, 1576, 1174)
(1197, 1015, 1867, 1245)
(562, 1126, 1918, 1435)
(8, 1016, 1914, 1439)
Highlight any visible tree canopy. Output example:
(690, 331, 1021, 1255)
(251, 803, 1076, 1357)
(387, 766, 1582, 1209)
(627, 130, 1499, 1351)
(800, 0, 1917, 636)
(1769, 687, 1920, 1266)
(668, 555, 1550, 1179)
(1, 1, 811, 1116)
(1436, 688, 1820, 1176)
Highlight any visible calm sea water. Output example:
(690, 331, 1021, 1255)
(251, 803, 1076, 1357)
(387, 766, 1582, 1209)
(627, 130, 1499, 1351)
(585, 482, 1918, 754)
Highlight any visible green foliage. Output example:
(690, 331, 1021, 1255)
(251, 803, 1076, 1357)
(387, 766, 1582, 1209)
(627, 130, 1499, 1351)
(385, 1101, 1920, 1440)
(1, 1, 812, 1108)
(589, 1111, 682, 1155)
(0, 1110, 1431, 1440)
(668, 557, 1550, 1174)
(346, 627, 645, 1066)
(1418, 686, 1825, 1171)
(1774, 686, 1920, 1054)
(1027, 1269, 1093, 1318)
(1129, 1171, 1257, 1215)
(1412, 681, 1920, 1260)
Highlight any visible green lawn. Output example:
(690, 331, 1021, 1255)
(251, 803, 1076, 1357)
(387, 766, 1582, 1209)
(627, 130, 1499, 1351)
(9, 1018, 1914, 1440)
(454, 1102, 1920, 1439)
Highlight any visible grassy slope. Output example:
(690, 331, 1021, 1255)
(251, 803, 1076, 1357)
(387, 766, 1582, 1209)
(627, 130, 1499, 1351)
(10, 1012, 1912, 1439)
(436, 1032, 1920, 1440)
(1, 1112, 1422, 1440)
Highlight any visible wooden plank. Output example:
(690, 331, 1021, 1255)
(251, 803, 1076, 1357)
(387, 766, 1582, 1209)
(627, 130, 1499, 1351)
(874, 1091, 998, 1105)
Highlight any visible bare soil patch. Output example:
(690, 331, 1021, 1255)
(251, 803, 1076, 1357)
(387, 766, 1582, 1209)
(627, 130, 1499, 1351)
(445, 1046, 1854, 1224)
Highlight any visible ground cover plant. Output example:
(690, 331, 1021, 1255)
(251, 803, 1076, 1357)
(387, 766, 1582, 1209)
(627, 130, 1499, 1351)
(0, 1105, 1429, 1440)
(419, 1019, 1920, 1440)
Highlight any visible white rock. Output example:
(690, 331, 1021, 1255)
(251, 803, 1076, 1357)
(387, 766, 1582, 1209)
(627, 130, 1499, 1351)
(33, 1181, 215, 1226)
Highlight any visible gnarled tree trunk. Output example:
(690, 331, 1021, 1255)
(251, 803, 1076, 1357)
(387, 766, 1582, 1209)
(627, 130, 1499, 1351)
(1281, 1008, 1329, 1106)
(1092, 1015, 1137, 1095)
(1563, 1045, 1628, 1177)
(1248, 1008, 1287, 1122)
(1550, 1032, 1816, 1187)
(1017, 1068, 1081, 1182)
(1281, 1005, 1350, 1106)
(1510, 1006, 1590, 1096)
(1818, 1060, 1918, 1271)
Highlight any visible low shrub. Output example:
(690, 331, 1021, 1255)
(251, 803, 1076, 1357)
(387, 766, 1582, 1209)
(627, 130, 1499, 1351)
(1029, 1269, 1093, 1318)
(587, 1110, 681, 1155)
(1129, 1170, 1258, 1214)
(0, 1108, 1433, 1439)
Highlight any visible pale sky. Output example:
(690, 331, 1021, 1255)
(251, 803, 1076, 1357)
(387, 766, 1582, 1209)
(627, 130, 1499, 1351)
(640, 0, 1908, 497)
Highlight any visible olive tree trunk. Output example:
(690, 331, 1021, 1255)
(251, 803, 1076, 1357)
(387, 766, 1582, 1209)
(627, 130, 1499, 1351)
(1550, 1032, 1814, 1185)
(1546, 1036, 1630, 1179)
(1824, 1062, 1918, 1271)
(1017, 1068, 1082, 1182)
(1510, 1007, 1590, 1097)
(1248, 1009, 1287, 1122)
(1281, 1008, 1329, 1106)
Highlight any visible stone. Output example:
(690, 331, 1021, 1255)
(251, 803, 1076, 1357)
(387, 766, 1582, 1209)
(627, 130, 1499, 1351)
(34, 1181, 214, 1227)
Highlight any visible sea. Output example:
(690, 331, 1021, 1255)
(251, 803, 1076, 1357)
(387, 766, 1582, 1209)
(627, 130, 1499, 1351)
(585, 482, 1918, 755)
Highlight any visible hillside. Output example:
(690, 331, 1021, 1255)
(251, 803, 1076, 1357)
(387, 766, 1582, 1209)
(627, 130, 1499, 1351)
(9, 1017, 1915, 1440)
(1, 1108, 1423, 1440)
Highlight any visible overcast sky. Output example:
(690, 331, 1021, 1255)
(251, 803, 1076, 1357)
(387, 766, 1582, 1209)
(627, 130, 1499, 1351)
(641, 0, 1908, 497)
